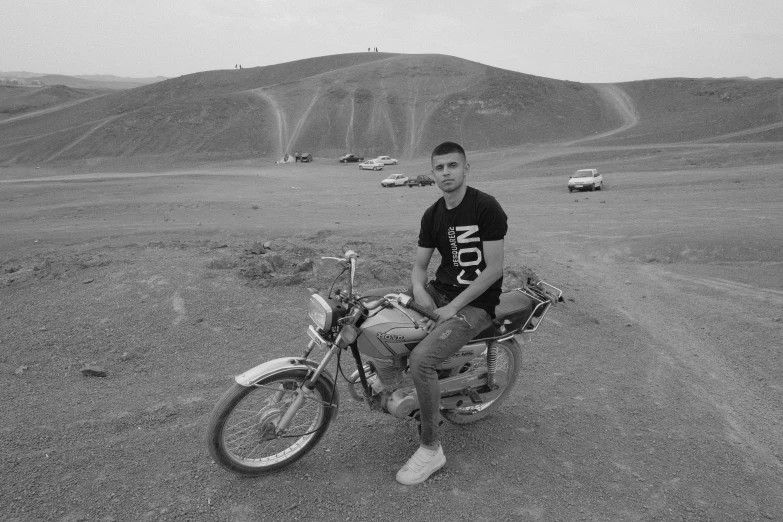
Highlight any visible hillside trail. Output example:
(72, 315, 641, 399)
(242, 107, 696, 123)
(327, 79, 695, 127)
(249, 88, 287, 158)
(564, 84, 639, 146)
(0, 94, 107, 126)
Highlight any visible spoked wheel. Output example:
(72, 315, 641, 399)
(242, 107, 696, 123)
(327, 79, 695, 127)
(206, 369, 336, 476)
(441, 338, 521, 424)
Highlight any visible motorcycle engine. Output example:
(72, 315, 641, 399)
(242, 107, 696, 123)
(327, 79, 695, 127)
(386, 389, 418, 419)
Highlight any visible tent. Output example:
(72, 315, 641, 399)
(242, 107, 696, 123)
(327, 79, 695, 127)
(276, 153, 295, 164)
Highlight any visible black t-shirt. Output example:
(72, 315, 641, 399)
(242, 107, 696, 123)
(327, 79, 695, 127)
(418, 186, 508, 317)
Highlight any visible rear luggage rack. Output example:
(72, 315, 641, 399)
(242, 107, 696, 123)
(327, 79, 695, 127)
(517, 281, 562, 333)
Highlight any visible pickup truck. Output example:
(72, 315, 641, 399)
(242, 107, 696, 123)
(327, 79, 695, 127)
(405, 175, 436, 187)
(339, 154, 364, 163)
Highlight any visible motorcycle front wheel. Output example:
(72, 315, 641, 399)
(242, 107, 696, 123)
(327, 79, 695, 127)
(206, 368, 336, 476)
(441, 338, 521, 424)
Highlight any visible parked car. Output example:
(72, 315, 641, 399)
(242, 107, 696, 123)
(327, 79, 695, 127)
(405, 175, 435, 187)
(300, 152, 312, 162)
(374, 155, 399, 165)
(340, 154, 364, 163)
(359, 159, 384, 171)
(381, 174, 409, 187)
(568, 169, 604, 192)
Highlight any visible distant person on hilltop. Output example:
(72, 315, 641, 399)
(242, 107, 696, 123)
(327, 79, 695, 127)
(391, 141, 507, 485)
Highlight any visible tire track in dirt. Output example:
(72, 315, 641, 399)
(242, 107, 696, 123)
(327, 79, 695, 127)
(251, 88, 287, 159)
(0, 94, 109, 126)
(693, 120, 783, 143)
(0, 117, 117, 150)
(43, 116, 120, 163)
(569, 253, 783, 473)
(660, 271, 783, 304)
(344, 90, 356, 152)
(285, 85, 322, 153)
(692, 87, 783, 142)
(374, 80, 398, 153)
(566, 84, 639, 146)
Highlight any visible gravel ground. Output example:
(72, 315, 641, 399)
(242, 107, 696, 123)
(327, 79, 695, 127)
(2, 159, 782, 521)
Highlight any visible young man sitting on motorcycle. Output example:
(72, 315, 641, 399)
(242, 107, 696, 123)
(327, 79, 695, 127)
(397, 141, 508, 485)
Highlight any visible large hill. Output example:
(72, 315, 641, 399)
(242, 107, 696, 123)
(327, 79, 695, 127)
(0, 53, 782, 167)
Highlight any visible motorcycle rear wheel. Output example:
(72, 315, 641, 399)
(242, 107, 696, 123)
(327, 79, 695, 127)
(441, 338, 520, 424)
(206, 369, 335, 476)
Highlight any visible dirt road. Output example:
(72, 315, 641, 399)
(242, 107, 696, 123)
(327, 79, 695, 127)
(1, 152, 782, 521)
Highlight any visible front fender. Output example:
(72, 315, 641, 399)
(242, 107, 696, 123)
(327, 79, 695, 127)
(235, 357, 323, 386)
(235, 357, 339, 420)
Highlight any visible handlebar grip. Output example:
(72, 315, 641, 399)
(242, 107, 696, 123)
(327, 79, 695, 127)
(407, 300, 440, 322)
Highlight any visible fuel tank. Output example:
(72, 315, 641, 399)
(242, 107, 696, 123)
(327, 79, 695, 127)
(357, 306, 427, 359)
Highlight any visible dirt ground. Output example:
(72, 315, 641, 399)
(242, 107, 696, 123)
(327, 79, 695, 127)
(1, 148, 782, 521)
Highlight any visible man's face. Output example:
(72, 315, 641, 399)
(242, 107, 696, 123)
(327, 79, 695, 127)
(431, 152, 469, 193)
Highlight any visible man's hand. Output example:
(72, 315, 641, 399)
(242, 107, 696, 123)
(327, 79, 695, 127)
(416, 301, 459, 333)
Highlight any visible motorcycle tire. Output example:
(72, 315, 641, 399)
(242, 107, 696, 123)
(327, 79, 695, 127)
(441, 338, 521, 424)
(206, 368, 336, 476)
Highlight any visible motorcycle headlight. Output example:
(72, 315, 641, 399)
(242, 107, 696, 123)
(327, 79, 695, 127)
(307, 294, 346, 331)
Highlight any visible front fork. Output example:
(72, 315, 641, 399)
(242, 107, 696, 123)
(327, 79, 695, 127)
(274, 319, 358, 434)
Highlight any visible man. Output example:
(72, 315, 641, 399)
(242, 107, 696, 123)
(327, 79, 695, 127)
(396, 141, 507, 485)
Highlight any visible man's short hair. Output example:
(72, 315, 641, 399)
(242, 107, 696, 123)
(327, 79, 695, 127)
(431, 141, 466, 161)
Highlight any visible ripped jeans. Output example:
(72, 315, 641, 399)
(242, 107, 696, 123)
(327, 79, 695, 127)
(409, 283, 491, 447)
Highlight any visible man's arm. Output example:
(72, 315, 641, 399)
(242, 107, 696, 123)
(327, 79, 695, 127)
(432, 239, 504, 325)
(411, 246, 436, 310)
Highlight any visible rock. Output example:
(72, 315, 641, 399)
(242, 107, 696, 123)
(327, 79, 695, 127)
(245, 242, 266, 255)
(119, 352, 134, 361)
(294, 258, 314, 273)
(267, 254, 285, 270)
(251, 205, 259, 210)
(14, 365, 28, 375)
(82, 278, 94, 284)
(80, 365, 108, 377)
(263, 241, 272, 249)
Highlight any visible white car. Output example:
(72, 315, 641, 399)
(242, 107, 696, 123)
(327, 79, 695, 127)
(374, 156, 399, 165)
(568, 169, 604, 192)
(381, 174, 409, 187)
(359, 160, 384, 171)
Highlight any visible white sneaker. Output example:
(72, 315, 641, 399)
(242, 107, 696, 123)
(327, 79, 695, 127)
(395, 445, 446, 485)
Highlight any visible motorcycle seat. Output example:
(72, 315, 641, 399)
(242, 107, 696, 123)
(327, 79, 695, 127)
(470, 289, 534, 342)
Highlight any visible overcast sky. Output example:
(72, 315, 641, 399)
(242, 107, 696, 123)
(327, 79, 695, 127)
(2, 0, 782, 82)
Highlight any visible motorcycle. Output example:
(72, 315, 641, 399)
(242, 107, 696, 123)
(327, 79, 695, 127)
(206, 250, 562, 476)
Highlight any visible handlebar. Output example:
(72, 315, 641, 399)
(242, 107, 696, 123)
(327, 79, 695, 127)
(397, 294, 439, 322)
(321, 251, 440, 323)
(362, 294, 440, 323)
